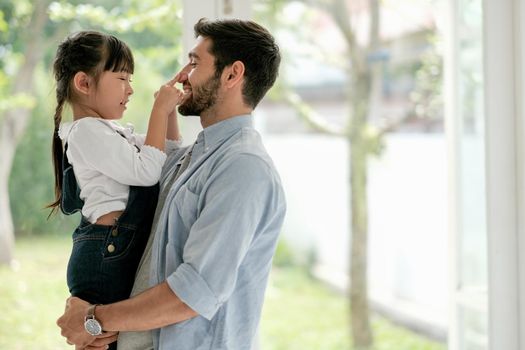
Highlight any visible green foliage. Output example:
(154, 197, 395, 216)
(253, 1, 337, 105)
(45, 0, 184, 77)
(272, 238, 319, 273)
(0, 235, 71, 349)
(261, 267, 351, 349)
(273, 239, 296, 267)
(362, 125, 385, 157)
(8, 68, 78, 236)
(253, 0, 289, 17)
(408, 35, 444, 122)
(261, 267, 446, 350)
(0, 92, 35, 113)
(0, 9, 7, 33)
(49, 0, 181, 33)
(0, 0, 44, 55)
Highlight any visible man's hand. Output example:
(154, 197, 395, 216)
(75, 332, 119, 350)
(57, 297, 118, 348)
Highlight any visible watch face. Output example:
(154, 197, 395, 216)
(84, 318, 102, 336)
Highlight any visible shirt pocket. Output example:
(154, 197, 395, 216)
(174, 185, 199, 230)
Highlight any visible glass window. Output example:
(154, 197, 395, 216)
(453, 0, 488, 348)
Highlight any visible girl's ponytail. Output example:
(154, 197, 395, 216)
(46, 91, 66, 216)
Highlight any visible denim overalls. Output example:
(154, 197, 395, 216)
(61, 144, 159, 307)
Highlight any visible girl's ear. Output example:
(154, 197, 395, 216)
(73, 72, 92, 95)
(223, 61, 245, 89)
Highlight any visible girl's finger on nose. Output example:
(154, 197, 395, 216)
(167, 73, 180, 86)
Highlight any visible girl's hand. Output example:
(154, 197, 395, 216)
(153, 78, 185, 116)
(167, 73, 190, 118)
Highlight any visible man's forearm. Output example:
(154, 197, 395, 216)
(97, 281, 198, 332)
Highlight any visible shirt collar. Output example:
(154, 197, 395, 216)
(58, 122, 74, 141)
(58, 117, 128, 141)
(196, 114, 253, 151)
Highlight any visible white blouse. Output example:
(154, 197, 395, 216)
(58, 117, 181, 223)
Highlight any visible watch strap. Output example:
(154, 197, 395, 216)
(85, 304, 100, 321)
(84, 303, 104, 335)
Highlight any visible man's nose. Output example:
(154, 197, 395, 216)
(180, 64, 192, 76)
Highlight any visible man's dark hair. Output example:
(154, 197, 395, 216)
(194, 18, 281, 108)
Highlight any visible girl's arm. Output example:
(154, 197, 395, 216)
(166, 72, 187, 142)
(167, 109, 182, 142)
(144, 79, 184, 151)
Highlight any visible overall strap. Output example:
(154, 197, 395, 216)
(60, 142, 84, 215)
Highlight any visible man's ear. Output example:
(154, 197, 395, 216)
(223, 61, 245, 88)
(73, 72, 92, 95)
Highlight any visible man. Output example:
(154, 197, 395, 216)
(57, 18, 285, 350)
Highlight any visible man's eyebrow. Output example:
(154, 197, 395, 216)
(188, 52, 200, 60)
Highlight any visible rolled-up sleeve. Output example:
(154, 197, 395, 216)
(165, 138, 183, 155)
(166, 154, 278, 320)
(167, 263, 220, 319)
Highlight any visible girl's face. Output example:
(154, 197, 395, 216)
(90, 71, 133, 120)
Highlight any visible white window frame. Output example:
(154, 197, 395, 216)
(483, 0, 521, 349)
(516, 0, 525, 347)
(448, 0, 523, 348)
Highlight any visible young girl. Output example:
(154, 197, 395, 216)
(48, 31, 184, 343)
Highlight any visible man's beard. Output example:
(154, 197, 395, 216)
(178, 74, 221, 116)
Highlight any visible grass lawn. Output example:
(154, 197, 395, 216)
(0, 235, 71, 350)
(0, 235, 446, 350)
(261, 268, 446, 350)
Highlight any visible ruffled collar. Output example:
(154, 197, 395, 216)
(58, 117, 135, 141)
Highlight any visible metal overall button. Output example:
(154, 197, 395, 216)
(107, 244, 116, 253)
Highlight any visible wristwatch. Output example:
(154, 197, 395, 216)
(84, 304, 103, 336)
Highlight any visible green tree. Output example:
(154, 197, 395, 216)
(262, 0, 382, 346)
(0, 0, 52, 264)
(288, 2, 382, 347)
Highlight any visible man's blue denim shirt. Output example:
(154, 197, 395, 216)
(150, 115, 286, 349)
